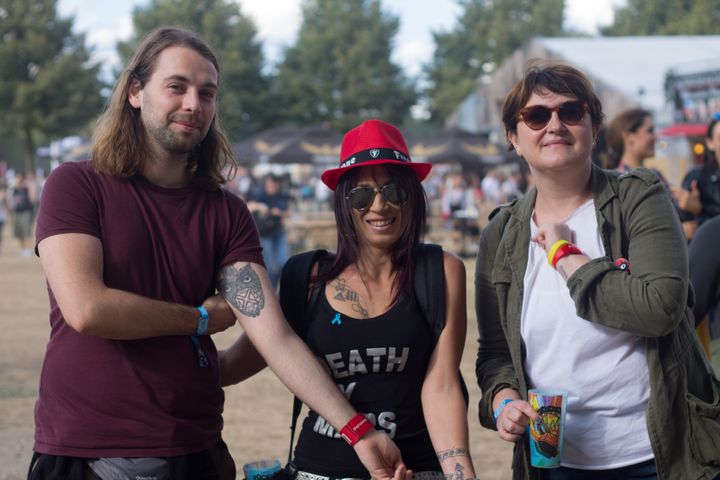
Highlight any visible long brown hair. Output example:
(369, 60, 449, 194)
(91, 27, 235, 188)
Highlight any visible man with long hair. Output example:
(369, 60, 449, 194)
(30, 27, 409, 480)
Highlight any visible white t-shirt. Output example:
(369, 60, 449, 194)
(522, 199, 654, 469)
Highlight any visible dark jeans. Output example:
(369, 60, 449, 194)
(539, 459, 657, 480)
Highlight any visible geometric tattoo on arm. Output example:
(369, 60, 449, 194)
(218, 263, 265, 317)
(437, 447, 470, 463)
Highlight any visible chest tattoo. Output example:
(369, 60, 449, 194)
(332, 278, 369, 319)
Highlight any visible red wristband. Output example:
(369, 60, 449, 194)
(339, 413, 373, 446)
(551, 242, 582, 269)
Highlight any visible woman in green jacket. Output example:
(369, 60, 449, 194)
(475, 60, 720, 480)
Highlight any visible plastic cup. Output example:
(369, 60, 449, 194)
(527, 389, 568, 468)
(242, 459, 282, 480)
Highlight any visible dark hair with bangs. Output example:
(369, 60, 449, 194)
(314, 164, 428, 304)
(502, 60, 604, 151)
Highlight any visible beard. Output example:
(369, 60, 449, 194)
(144, 119, 202, 155)
(140, 96, 209, 157)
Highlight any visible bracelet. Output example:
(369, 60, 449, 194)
(339, 413, 373, 446)
(546, 240, 570, 266)
(493, 398, 514, 423)
(551, 242, 583, 269)
(195, 306, 209, 335)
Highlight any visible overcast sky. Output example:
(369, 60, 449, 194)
(58, 0, 627, 80)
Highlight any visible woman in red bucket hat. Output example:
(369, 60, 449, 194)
(281, 119, 477, 479)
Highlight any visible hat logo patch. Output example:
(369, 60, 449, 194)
(370, 149, 380, 158)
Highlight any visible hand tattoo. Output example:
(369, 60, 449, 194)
(331, 278, 369, 318)
(218, 264, 265, 317)
(437, 447, 469, 462)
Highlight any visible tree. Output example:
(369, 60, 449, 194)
(602, 0, 720, 36)
(117, 0, 272, 141)
(424, 0, 565, 123)
(273, 0, 416, 132)
(0, 0, 103, 173)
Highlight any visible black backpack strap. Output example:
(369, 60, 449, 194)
(278, 249, 328, 465)
(414, 243, 446, 342)
(414, 243, 469, 407)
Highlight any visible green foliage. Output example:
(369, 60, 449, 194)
(0, 0, 103, 172)
(424, 0, 565, 123)
(602, 0, 720, 35)
(117, 0, 272, 141)
(273, 0, 417, 132)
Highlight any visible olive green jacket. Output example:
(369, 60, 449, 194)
(475, 165, 720, 480)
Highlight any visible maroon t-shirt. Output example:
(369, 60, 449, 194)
(34, 161, 264, 457)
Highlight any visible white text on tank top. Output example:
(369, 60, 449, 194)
(522, 198, 653, 469)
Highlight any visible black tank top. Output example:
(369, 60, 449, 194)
(293, 288, 441, 477)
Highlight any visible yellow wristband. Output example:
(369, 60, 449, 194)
(547, 240, 570, 266)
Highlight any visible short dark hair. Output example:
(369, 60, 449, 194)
(502, 60, 604, 150)
(316, 164, 427, 303)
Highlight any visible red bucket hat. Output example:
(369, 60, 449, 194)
(320, 119, 432, 190)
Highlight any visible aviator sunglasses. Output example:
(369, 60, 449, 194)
(346, 183, 408, 211)
(518, 101, 588, 130)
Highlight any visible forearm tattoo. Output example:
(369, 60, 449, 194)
(437, 447, 470, 462)
(444, 463, 465, 480)
(331, 278, 369, 318)
(218, 264, 265, 317)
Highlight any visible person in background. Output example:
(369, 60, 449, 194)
(475, 60, 720, 480)
(606, 107, 699, 239)
(0, 183, 7, 254)
(480, 168, 502, 204)
(29, 26, 410, 480)
(675, 116, 720, 234)
(689, 214, 720, 374)
(247, 173, 291, 289)
(10, 171, 37, 257)
(604, 108, 656, 172)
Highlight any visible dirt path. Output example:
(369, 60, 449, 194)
(0, 227, 513, 479)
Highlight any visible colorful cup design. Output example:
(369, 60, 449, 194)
(528, 389, 568, 468)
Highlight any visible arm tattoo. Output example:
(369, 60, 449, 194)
(331, 278, 369, 318)
(218, 263, 265, 317)
(444, 463, 465, 480)
(437, 447, 469, 462)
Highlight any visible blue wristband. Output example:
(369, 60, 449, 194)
(493, 398, 514, 423)
(195, 306, 209, 335)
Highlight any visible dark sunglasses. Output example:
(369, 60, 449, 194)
(345, 183, 408, 211)
(518, 101, 588, 130)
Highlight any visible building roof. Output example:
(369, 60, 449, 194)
(450, 35, 720, 134)
(537, 36, 720, 114)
